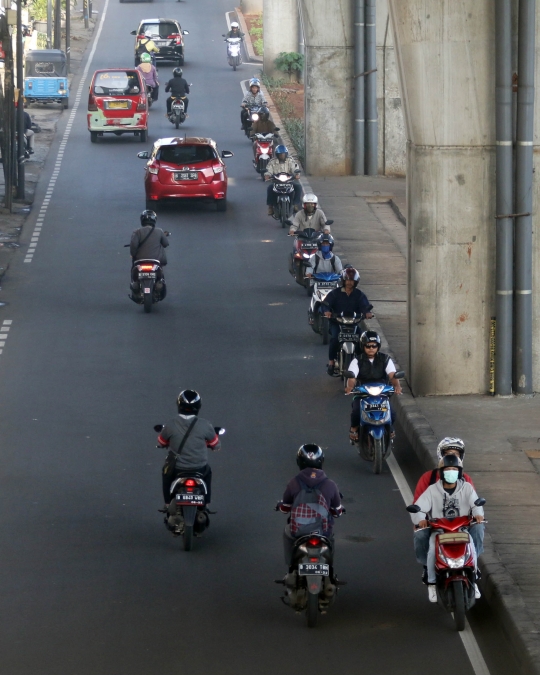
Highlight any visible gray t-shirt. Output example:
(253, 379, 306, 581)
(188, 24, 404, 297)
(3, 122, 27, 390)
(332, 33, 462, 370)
(158, 415, 220, 470)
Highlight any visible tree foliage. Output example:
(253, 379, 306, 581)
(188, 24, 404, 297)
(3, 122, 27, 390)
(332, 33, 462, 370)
(274, 52, 304, 82)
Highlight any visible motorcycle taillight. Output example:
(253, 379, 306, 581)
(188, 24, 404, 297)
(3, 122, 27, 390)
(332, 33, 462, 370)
(308, 536, 321, 547)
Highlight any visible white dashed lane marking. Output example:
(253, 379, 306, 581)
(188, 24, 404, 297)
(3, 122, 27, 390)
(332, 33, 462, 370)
(0, 320, 13, 355)
(24, 0, 111, 264)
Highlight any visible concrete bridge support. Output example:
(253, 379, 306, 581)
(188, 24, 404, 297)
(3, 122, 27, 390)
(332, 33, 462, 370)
(388, 1, 496, 395)
(263, 0, 298, 79)
(301, 0, 353, 175)
(241, 0, 263, 13)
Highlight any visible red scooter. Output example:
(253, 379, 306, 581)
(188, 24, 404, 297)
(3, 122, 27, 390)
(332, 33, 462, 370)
(252, 131, 278, 179)
(407, 498, 486, 631)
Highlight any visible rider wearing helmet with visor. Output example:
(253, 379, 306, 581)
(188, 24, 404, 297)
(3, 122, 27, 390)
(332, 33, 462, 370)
(136, 52, 159, 101)
(306, 233, 343, 277)
(241, 78, 267, 129)
(264, 144, 302, 215)
(288, 193, 332, 235)
(165, 67, 190, 115)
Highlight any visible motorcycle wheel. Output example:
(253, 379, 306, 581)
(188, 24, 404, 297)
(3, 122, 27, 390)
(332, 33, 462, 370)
(372, 436, 384, 474)
(341, 353, 352, 384)
(143, 282, 153, 313)
(233, 63, 237, 71)
(321, 316, 329, 345)
(175, 116, 180, 130)
(453, 581, 466, 631)
(183, 524, 193, 551)
(306, 592, 318, 628)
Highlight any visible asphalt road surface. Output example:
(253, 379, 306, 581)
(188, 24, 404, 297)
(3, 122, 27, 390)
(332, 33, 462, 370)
(0, 0, 520, 673)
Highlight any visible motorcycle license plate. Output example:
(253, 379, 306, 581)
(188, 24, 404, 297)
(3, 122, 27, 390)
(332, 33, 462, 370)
(340, 333, 360, 342)
(316, 282, 335, 289)
(298, 563, 329, 576)
(174, 172, 198, 181)
(175, 493, 205, 505)
(365, 403, 388, 412)
(138, 272, 156, 278)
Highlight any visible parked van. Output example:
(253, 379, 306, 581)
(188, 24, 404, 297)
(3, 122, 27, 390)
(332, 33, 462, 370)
(87, 69, 148, 143)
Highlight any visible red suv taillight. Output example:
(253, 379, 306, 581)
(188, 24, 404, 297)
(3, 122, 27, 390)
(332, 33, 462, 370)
(88, 92, 97, 111)
(136, 95, 147, 112)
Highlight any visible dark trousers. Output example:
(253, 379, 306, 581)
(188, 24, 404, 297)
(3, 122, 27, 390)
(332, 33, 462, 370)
(328, 323, 361, 361)
(266, 181, 302, 207)
(147, 84, 159, 101)
(167, 96, 188, 114)
(162, 464, 212, 504)
(241, 108, 250, 127)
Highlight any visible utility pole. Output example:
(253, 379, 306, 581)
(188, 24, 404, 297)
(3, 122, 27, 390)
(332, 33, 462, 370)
(16, 0, 25, 200)
(66, 0, 70, 72)
(53, 0, 61, 49)
(83, 0, 89, 29)
(46, 0, 52, 48)
(0, 11, 15, 211)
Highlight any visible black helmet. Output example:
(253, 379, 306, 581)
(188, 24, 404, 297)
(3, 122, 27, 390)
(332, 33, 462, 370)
(317, 232, 334, 251)
(177, 389, 201, 415)
(140, 209, 157, 227)
(173, 67, 183, 77)
(340, 267, 360, 287)
(259, 106, 269, 120)
(296, 443, 325, 470)
(439, 453, 463, 481)
(360, 330, 381, 350)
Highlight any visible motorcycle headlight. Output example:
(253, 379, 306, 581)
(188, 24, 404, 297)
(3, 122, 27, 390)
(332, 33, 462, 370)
(252, 113, 259, 121)
(278, 175, 288, 182)
(441, 554, 467, 569)
(365, 385, 384, 395)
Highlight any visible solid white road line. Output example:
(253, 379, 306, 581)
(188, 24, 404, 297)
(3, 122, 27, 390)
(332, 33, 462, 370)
(24, 0, 111, 263)
(386, 453, 491, 675)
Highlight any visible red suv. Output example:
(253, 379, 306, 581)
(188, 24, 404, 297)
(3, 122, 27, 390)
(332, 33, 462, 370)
(137, 137, 233, 211)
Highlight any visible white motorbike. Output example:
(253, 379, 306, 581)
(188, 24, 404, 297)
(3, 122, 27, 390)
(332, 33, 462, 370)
(224, 36, 242, 70)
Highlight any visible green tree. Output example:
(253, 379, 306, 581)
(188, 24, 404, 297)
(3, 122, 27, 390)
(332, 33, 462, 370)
(274, 51, 304, 82)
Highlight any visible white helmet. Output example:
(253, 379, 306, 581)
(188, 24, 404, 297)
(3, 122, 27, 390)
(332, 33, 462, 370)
(303, 193, 318, 206)
(230, 21, 239, 28)
(436, 437, 465, 462)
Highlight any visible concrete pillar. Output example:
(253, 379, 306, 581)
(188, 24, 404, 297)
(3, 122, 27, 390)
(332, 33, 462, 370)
(388, 1, 496, 394)
(303, 0, 353, 175)
(376, 0, 406, 176)
(263, 0, 298, 79)
(241, 0, 263, 13)
(531, 1, 540, 390)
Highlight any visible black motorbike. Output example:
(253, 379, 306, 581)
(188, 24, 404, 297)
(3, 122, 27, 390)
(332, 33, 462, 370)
(269, 172, 295, 227)
(168, 96, 187, 128)
(154, 424, 225, 551)
(331, 313, 364, 382)
(243, 105, 263, 138)
(288, 227, 319, 290)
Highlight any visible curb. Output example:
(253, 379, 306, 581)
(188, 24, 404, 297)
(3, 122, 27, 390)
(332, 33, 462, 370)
(234, 7, 263, 64)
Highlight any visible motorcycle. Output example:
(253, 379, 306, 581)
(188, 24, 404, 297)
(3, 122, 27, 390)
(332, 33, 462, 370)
(348, 371, 404, 474)
(406, 499, 486, 631)
(269, 172, 295, 227)
(168, 96, 187, 128)
(329, 313, 364, 381)
(224, 36, 242, 70)
(130, 259, 167, 313)
(252, 131, 278, 179)
(308, 272, 341, 342)
(154, 424, 226, 551)
(288, 227, 319, 291)
(243, 105, 262, 138)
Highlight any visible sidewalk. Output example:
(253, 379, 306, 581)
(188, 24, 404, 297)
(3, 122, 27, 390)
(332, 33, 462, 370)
(308, 173, 540, 675)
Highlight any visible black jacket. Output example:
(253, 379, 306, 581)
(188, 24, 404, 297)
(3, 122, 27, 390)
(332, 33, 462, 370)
(165, 77, 190, 97)
(325, 287, 372, 320)
(355, 352, 391, 384)
(130, 226, 169, 265)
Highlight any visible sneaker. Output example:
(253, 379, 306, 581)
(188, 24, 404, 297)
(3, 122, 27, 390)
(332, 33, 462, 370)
(475, 569, 482, 582)
(474, 584, 481, 599)
(421, 566, 428, 585)
(327, 363, 335, 376)
(267, 206, 274, 216)
(428, 584, 437, 603)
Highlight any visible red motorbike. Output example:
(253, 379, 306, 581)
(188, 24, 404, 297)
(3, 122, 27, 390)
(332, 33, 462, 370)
(407, 498, 485, 631)
(288, 227, 320, 293)
(252, 132, 277, 180)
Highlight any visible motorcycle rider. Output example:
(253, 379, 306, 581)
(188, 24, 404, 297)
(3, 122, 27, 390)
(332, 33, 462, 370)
(225, 21, 245, 38)
(345, 330, 402, 441)
(278, 444, 343, 571)
(288, 194, 331, 235)
(136, 52, 159, 101)
(136, 33, 159, 65)
(157, 390, 221, 508)
(412, 438, 481, 585)
(129, 210, 169, 299)
(323, 268, 374, 376)
(241, 78, 267, 130)
(410, 454, 484, 602)
(165, 68, 190, 116)
(306, 233, 343, 277)
(264, 145, 302, 215)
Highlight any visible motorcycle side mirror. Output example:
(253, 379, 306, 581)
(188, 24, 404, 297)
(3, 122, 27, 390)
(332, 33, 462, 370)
(130, 30, 137, 35)
(214, 427, 226, 435)
(222, 34, 226, 37)
(164, 231, 171, 237)
(394, 371, 405, 379)
(274, 127, 280, 131)
(474, 497, 486, 507)
(221, 150, 233, 158)
(154, 424, 164, 432)
(137, 151, 150, 159)
(325, 219, 334, 225)
(406, 504, 421, 513)
(183, 30, 189, 35)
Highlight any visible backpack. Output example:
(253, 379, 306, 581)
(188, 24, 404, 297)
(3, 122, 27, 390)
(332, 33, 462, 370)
(289, 478, 330, 537)
(137, 38, 150, 56)
(312, 253, 336, 273)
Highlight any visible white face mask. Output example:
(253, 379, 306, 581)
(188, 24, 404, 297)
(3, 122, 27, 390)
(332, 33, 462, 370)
(443, 469, 459, 484)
